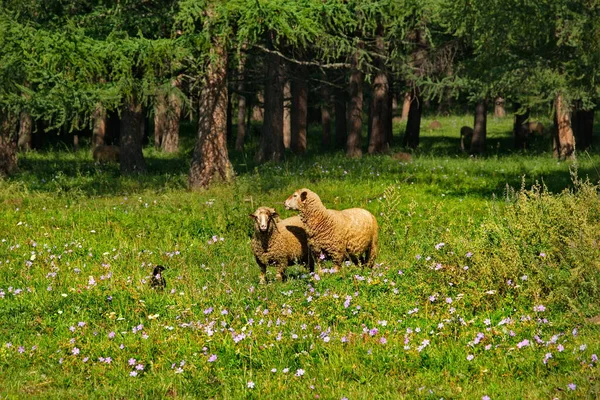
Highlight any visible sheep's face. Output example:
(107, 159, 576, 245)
(250, 207, 278, 232)
(284, 189, 310, 210)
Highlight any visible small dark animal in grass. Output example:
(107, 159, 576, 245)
(460, 126, 474, 151)
(93, 145, 120, 163)
(429, 120, 442, 130)
(150, 265, 166, 290)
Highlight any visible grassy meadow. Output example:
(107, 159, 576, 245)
(1, 114, 599, 399)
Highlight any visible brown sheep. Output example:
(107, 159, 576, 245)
(93, 145, 120, 163)
(391, 152, 413, 162)
(429, 120, 442, 130)
(523, 121, 544, 136)
(249, 207, 313, 284)
(460, 126, 473, 151)
(284, 188, 378, 272)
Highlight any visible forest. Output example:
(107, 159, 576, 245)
(1, 0, 599, 181)
(1, 1, 600, 398)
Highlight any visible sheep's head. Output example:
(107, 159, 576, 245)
(284, 188, 313, 211)
(249, 207, 279, 232)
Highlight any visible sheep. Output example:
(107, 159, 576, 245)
(429, 120, 442, 130)
(460, 126, 473, 151)
(284, 188, 378, 272)
(93, 145, 120, 163)
(523, 121, 544, 136)
(391, 151, 412, 162)
(249, 206, 313, 284)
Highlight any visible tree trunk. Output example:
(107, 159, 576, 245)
(0, 111, 18, 176)
(470, 99, 488, 154)
(554, 94, 575, 160)
(573, 106, 594, 151)
(120, 96, 147, 174)
(73, 133, 79, 151)
(154, 92, 167, 149)
(291, 66, 308, 154)
(368, 71, 391, 154)
(346, 51, 363, 158)
(235, 55, 248, 151)
(283, 80, 292, 149)
(321, 86, 332, 149)
(18, 111, 33, 151)
(386, 78, 394, 145)
(256, 49, 285, 163)
(402, 91, 422, 149)
(92, 105, 106, 149)
(162, 79, 181, 153)
(251, 92, 264, 122)
(494, 96, 506, 118)
(401, 92, 411, 121)
(189, 41, 234, 189)
(334, 89, 347, 149)
(513, 104, 529, 149)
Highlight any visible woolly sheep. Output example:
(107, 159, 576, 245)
(249, 206, 313, 284)
(284, 188, 378, 271)
(429, 120, 442, 130)
(93, 145, 120, 163)
(523, 121, 544, 136)
(460, 126, 473, 151)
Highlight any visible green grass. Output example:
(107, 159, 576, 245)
(1, 114, 599, 399)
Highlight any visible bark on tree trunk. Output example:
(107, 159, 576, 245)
(368, 70, 391, 154)
(494, 96, 506, 118)
(470, 99, 487, 154)
(573, 106, 594, 151)
(554, 94, 575, 160)
(235, 56, 248, 151)
(235, 92, 248, 151)
(92, 104, 106, 149)
(251, 92, 264, 122)
(321, 86, 332, 149)
(334, 89, 347, 150)
(154, 93, 167, 149)
(346, 51, 363, 158)
(256, 50, 285, 163)
(189, 41, 234, 189)
(403, 27, 428, 149)
(283, 80, 292, 149)
(401, 92, 411, 121)
(513, 104, 529, 149)
(386, 78, 394, 145)
(291, 66, 308, 154)
(18, 111, 32, 151)
(162, 79, 181, 153)
(0, 111, 18, 176)
(402, 90, 422, 149)
(120, 96, 147, 174)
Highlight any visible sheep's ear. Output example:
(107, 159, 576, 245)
(249, 213, 257, 219)
(271, 211, 280, 219)
(300, 191, 308, 202)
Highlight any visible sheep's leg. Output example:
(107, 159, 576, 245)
(307, 253, 315, 273)
(276, 264, 287, 282)
(331, 254, 344, 272)
(366, 241, 378, 268)
(257, 260, 267, 284)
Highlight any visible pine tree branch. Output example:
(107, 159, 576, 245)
(253, 44, 351, 69)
